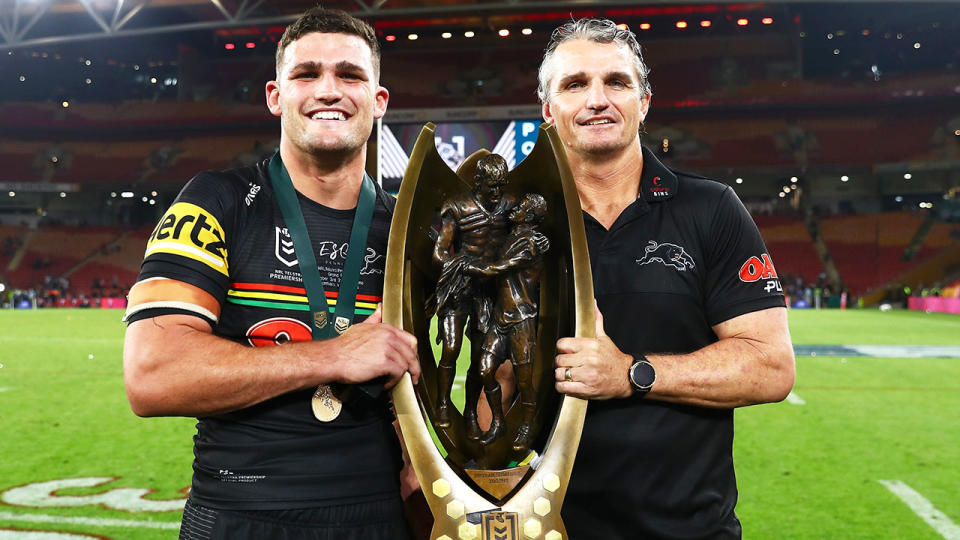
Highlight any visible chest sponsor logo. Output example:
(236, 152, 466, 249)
(275, 227, 297, 267)
(739, 253, 782, 292)
(636, 240, 695, 271)
(146, 202, 228, 275)
(274, 232, 386, 275)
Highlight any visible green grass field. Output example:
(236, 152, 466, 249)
(1, 308, 958, 539)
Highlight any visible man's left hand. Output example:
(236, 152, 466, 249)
(554, 303, 633, 400)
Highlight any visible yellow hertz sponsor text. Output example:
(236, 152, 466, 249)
(146, 202, 229, 275)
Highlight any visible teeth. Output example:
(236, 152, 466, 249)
(311, 111, 346, 121)
(585, 119, 612, 125)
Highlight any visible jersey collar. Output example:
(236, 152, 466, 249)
(638, 145, 678, 203)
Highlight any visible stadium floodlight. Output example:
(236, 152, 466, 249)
(61, 101, 69, 108)
(904, 173, 912, 180)
(120, 192, 134, 198)
(737, 18, 749, 26)
(110, 192, 117, 197)
(522, 28, 532, 35)
(59, 192, 66, 198)
(676, 21, 688, 29)
(700, 20, 711, 28)
(151, 191, 158, 196)
(895, 196, 903, 202)
(141, 196, 148, 202)
(8, 191, 14, 197)
(385, 35, 396, 42)
(778, 192, 786, 198)
(224, 43, 235, 50)
(735, 177, 743, 184)
(790, 176, 798, 183)
(640, 23, 651, 30)
(762, 17, 774, 25)
(19, 75, 25, 82)
(464, 31, 475, 38)
(408, 33, 418, 40)
(498, 28, 510, 37)
(841, 175, 849, 182)
(441, 32, 452, 39)
(616, 23, 628, 30)
(85, 78, 92, 84)
(913, 42, 921, 49)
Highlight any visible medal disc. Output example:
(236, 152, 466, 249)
(311, 384, 342, 422)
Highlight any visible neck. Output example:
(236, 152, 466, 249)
(279, 140, 367, 210)
(569, 141, 644, 230)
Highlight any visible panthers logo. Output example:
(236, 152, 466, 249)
(636, 240, 695, 271)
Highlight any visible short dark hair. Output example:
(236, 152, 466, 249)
(276, 8, 381, 79)
(475, 154, 508, 184)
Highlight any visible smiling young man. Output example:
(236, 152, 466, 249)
(122, 8, 420, 539)
(537, 19, 796, 539)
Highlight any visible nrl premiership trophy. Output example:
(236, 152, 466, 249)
(384, 123, 594, 540)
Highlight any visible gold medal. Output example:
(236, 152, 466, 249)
(311, 384, 342, 422)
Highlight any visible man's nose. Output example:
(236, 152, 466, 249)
(314, 75, 343, 103)
(584, 81, 610, 110)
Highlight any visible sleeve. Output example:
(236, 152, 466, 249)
(703, 186, 786, 326)
(123, 173, 238, 326)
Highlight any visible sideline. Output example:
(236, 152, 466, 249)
(0, 511, 180, 531)
(879, 480, 960, 540)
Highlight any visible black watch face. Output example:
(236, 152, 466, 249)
(631, 361, 655, 391)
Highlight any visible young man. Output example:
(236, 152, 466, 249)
(122, 8, 420, 539)
(537, 18, 796, 539)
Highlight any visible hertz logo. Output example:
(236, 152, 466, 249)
(145, 202, 228, 275)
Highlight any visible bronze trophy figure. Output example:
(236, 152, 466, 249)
(464, 193, 550, 451)
(384, 122, 593, 540)
(432, 154, 517, 438)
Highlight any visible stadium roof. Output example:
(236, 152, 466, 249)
(0, 0, 937, 50)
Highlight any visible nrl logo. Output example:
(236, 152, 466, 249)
(275, 226, 297, 267)
(314, 311, 328, 329)
(636, 240, 695, 271)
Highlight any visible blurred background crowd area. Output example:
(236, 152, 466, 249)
(0, 0, 958, 310)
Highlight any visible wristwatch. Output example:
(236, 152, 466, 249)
(628, 353, 656, 396)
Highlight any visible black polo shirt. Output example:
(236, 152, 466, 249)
(561, 147, 785, 540)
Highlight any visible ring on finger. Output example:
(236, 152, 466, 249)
(564, 367, 573, 382)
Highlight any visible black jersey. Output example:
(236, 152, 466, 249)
(562, 147, 785, 539)
(124, 157, 402, 510)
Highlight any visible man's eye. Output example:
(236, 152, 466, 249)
(294, 72, 316, 79)
(566, 81, 584, 90)
(341, 73, 363, 80)
(609, 80, 626, 88)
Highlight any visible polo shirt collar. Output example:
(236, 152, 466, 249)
(638, 145, 679, 203)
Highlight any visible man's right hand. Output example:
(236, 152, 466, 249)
(326, 303, 420, 389)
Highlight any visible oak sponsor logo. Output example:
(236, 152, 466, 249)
(146, 202, 228, 275)
(739, 253, 782, 292)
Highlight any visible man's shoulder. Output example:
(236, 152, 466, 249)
(179, 160, 270, 207)
(671, 168, 731, 199)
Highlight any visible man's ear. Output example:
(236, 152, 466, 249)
(373, 85, 390, 119)
(266, 80, 281, 117)
(542, 101, 554, 125)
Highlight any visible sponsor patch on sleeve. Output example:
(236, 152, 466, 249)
(145, 202, 228, 275)
(739, 253, 782, 293)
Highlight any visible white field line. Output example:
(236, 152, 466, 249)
(0, 511, 179, 531)
(785, 392, 806, 405)
(879, 480, 960, 540)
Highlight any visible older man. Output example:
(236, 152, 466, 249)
(538, 18, 795, 539)
(123, 8, 419, 539)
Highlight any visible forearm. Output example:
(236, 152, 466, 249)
(647, 333, 795, 408)
(123, 316, 332, 417)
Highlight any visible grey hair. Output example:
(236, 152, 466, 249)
(536, 18, 652, 103)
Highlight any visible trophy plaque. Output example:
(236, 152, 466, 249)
(384, 123, 595, 540)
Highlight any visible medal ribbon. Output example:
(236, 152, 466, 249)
(268, 152, 376, 340)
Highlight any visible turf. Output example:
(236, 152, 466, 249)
(0, 308, 958, 539)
